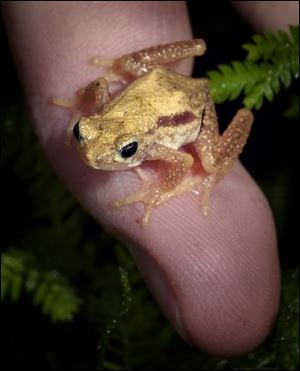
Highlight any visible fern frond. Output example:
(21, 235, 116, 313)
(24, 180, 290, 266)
(208, 26, 299, 109)
(1, 249, 80, 322)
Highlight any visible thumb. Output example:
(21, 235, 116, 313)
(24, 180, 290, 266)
(3, 1, 280, 356)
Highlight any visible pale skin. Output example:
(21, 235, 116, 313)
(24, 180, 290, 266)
(53, 39, 253, 225)
(4, 0, 293, 357)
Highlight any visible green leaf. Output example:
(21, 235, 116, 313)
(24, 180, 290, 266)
(1, 275, 8, 301)
(278, 30, 291, 44)
(290, 25, 299, 44)
(25, 269, 39, 293)
(271, 78, 281, 94)
(264, 83, 274, 102)
(208, 26, 299, 109)
(1, 249, 80, 322)
(10, 274, 23, 302)
(280, 68, 292, 88)
(33, 281, 48, 305)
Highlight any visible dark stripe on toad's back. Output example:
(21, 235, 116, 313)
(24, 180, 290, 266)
(157, 111, 196, 127)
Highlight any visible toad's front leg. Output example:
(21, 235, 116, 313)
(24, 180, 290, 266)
(52, 77, 109, 143)
(113, 144, 194, 226)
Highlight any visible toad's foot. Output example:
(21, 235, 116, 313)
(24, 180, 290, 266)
(112, 183, 182, 226)
(112, 170, 209, 226)
(112, 183, 162, 226)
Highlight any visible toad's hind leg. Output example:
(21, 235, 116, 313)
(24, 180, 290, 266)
(194, 90, 254, 214)
(91, 39, 206, 82)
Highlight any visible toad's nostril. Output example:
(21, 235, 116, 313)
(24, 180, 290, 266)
(73, 121, 81, 142)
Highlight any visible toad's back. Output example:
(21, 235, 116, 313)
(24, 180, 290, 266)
(100, 67, 207, 135)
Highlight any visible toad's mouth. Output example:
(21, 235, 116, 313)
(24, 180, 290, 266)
(78, 149, 141, 171)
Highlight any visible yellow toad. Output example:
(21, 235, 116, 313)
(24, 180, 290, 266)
(53, 39, 253, 225)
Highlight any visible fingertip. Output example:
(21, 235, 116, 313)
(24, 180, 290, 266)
(127, 164, 280, 357)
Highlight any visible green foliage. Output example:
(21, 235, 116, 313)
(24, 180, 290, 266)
(2, 106, 138, 368)
(2, 106, 83, 323)
(1, 248, 80, 322)
(208, 26, 299, 109)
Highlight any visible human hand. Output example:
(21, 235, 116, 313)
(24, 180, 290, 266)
(3, 1, 290, 356)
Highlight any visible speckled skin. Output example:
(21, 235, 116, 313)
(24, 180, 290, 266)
(53, 39, 253, 225)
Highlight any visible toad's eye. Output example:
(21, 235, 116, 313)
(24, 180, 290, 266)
(119, 141, 138, 158)
(73, 121, 84, 142)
